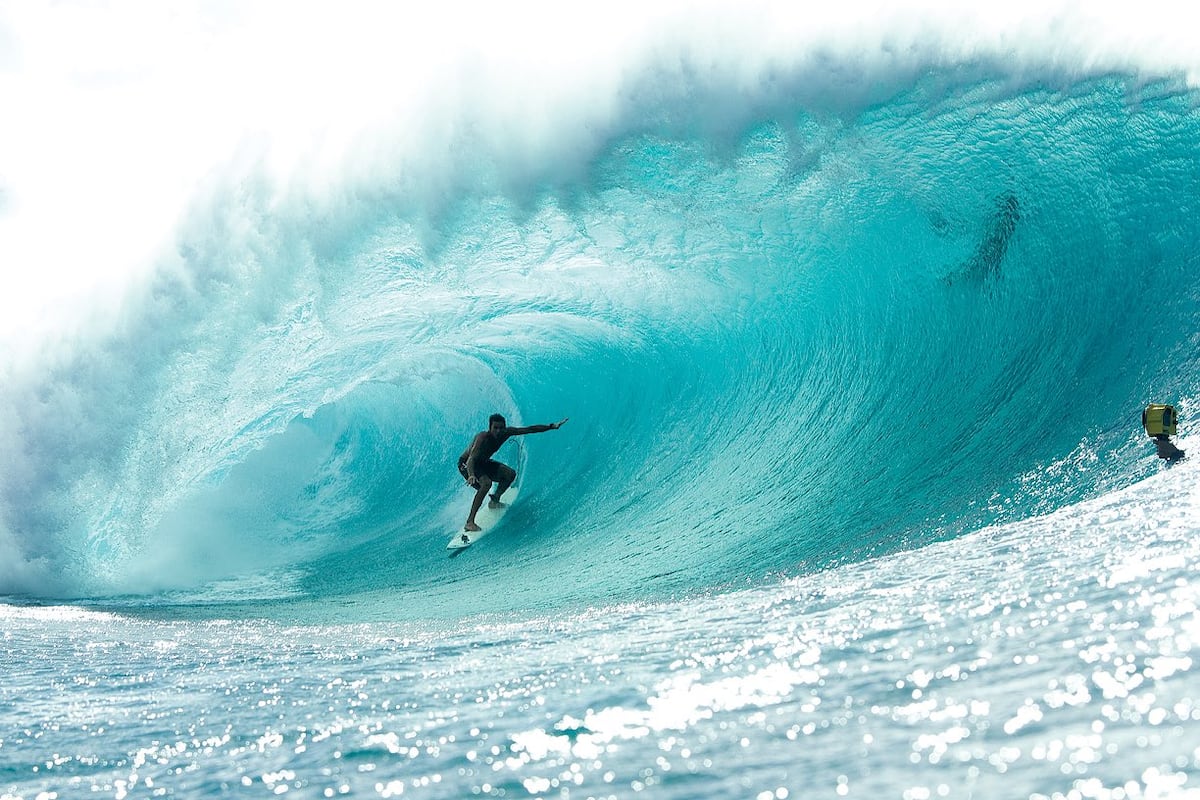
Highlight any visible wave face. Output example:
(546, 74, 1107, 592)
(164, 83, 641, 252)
(2, 64, 1199, 616)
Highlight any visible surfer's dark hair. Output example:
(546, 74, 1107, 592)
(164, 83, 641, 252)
(489, 413, 506, 427)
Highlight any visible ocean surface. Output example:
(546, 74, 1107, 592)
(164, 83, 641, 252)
(3, 4, 1200, 798)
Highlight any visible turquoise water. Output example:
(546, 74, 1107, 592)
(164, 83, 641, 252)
(4, 25, 1200, 799)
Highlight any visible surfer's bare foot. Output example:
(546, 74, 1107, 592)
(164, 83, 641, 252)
(464, 522, 482, 532)
(488, 499, 507, 509)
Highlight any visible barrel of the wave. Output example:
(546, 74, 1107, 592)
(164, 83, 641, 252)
(1143, 403, 1185, 461)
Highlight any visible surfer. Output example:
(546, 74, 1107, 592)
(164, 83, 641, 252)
(459, 414, 569, 533)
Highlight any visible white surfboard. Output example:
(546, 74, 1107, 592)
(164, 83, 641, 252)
(446, 487, 519, 551)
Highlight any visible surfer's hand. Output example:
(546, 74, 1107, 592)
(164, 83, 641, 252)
(468, 476, 480, 488)
(553, 417, 569, 429)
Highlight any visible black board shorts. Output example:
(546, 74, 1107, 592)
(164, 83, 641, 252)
(458, 458, 510, 484)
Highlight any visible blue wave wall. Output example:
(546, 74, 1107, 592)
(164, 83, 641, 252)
(2, 70, 1199, 617)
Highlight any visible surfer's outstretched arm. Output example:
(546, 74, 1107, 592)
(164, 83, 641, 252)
(506, 417, 569, 436)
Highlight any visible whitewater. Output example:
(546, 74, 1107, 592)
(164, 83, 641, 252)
(4, 2, 1200, 798)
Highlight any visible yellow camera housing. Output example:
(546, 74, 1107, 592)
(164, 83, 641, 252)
(1143, 404, 1178, 437)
